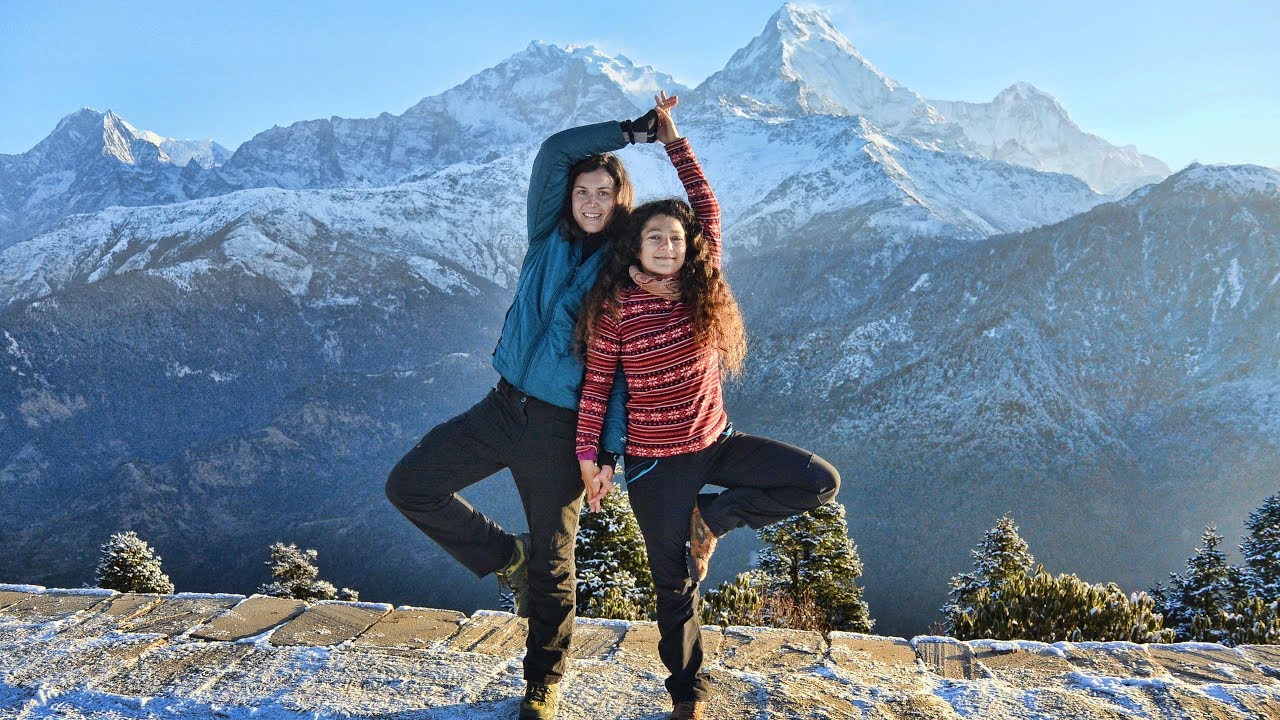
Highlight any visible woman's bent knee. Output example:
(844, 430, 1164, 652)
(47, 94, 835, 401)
(809, 455, 840, 503)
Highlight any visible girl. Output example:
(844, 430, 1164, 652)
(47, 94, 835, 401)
(574, 93, 841, 720)
(387, 110, 662, 720)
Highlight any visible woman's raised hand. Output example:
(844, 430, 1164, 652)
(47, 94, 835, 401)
(654, 90, 680, 145)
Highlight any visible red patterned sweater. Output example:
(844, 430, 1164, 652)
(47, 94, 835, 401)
(576, 137, 726, 460)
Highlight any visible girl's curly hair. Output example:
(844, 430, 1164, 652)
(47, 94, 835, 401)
(575, 198, 746, 376)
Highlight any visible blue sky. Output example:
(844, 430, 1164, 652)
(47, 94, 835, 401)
(1, 1, 1276, 169)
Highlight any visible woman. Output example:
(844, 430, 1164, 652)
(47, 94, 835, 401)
(574, 94, 841, 720)
(386, 110, 661, 720)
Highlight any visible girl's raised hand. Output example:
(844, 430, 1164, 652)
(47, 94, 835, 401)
(654, 90, 681, 145)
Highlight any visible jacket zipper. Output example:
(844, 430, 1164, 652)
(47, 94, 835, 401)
(515, 251, 582, 389)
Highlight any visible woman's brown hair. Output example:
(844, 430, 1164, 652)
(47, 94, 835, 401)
(575, 198, 746, 376)
(559, 153, 635, 242)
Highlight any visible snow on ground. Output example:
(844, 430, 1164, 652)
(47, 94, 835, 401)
(3, 586, 1280, 718)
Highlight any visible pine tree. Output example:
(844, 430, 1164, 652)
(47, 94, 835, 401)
(576, 488, 655, 619)
(95, 531, 175, 594)
(941, 515, 1035, 634)
(756, 500, 873, 632)
(260, 542, 355, 601)
(1241, 492, 1280, 603)
(944, 516, 1173, 642)
(702, 571, 766, 627)
(1158, 526, 1246, 643)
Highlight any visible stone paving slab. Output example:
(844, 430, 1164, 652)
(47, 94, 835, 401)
(54, 594, 169, 640)
(0, 590, 37, 612)
(1061, 641, 1163, 679)
(443, 610, 529, 656)
(615, 620, 663, 664)
(189, 645, 331, 708)
(190, 595, 307, 642)
(719, 625, 824, 671)
(828, 633, 919, 672)
(757, 673, 861, 719)
(876, 693, 966, 719)
(1240, 644, 1280, 678)
(94, 642, 255, 697)
(352, 606, 466, 650)
(915, 638, 984, 680)
(120, 594, 244, 637)
(1131, 682, 1256, 720)
(0, 590, 114, 623)
(968, 640, 1078, 686)
(4, 633, 165, 691)
(569, 618, 628, 660)
(286, 646, 522, 714)
(1146, 644, 1277, 686)
(270, 601, 391, 647)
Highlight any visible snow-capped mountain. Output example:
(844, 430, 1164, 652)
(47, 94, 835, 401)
(726, 163, 1280, 629)
(0, 109, 230, 250)
(1, 4, 1269, 635)
(215, 42, 686, 193)
(932, 82, 1171, 196)
(689, 4, 955, 143)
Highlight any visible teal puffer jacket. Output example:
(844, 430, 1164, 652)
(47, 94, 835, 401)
(492, 120, 628, 454)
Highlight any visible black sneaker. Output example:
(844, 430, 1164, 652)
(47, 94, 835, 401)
(519, 681, 559, 719)
(496, 533, 531, 618)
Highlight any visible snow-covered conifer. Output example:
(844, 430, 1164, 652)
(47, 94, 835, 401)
(576, 488, 654, 619)
(1159, 526, 1246, 643)
(1241, 492, 1280, 603)
(260, 542, 339, 601)
(942, 514, 1034, 633)
(757, 500, 872, 632)
(944, 516, 1172, 642)
(95, 531, 174, 594)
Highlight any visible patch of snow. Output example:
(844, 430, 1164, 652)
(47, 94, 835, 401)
(170, 592, 247, 601)
(405, 256, 478, 296)
(0, 584, 46, 592)
(909, 273, 930, 292)
(221, 225, 312, 296)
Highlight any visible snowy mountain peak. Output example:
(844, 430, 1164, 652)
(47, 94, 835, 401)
(403, 40, 683, 148)
(993, 81, 1065, 110)
(562, 43, 691, 109)
(932, 83, 1170, 196)
(691, 3, 949, 136)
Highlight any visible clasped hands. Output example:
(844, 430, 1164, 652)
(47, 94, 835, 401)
(580, 459, 616, 513)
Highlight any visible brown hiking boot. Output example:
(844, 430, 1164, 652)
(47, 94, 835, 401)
(689, 505, 717, 582)
(670, 699, 706, 719)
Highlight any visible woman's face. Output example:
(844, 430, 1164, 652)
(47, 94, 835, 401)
(571, 168, 618, 235)
(638, 214, 686, 277)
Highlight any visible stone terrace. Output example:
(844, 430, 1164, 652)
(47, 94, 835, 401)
(3, 585, 1280, 718)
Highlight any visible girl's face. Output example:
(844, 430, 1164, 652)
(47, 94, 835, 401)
(638, 214, 686, 277)
(571, 168, 618, 235)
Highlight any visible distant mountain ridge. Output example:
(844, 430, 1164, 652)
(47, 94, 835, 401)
(2, 3, 1164, 251)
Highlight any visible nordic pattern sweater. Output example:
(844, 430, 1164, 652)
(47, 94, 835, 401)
(576, 137, 726, 460)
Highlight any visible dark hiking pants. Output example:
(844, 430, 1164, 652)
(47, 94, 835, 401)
(625, 425, 841, 702)
(385, 378, 584, 685)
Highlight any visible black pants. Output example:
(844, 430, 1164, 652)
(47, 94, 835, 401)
(625, 425, 840, 702)
(385, 379, 583, 685)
